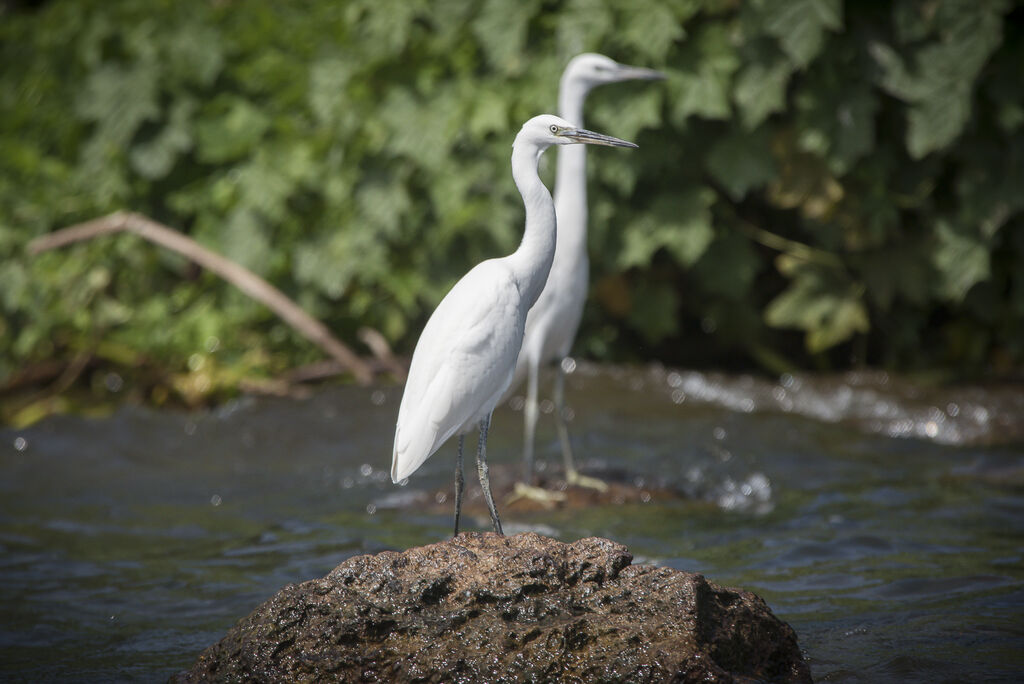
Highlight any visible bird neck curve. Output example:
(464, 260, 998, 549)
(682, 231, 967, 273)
(555, 76, 590, 259)
(509, 138, 557, 309)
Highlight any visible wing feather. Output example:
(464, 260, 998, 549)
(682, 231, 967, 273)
(391, 260, 523, 482)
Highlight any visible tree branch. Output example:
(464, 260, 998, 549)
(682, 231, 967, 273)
(27, 211, 376, 385)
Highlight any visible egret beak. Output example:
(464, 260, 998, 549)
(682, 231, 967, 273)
(561, 127, 638, 148)
(615, 64, 666, 81)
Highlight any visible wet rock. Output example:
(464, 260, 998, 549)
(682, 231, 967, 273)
(174, 533, 811, 683)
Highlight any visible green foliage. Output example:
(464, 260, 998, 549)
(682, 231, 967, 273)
(1, 0, 1021, 405)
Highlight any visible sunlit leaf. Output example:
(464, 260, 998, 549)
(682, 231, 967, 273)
(764, 265, 868, 352)
(931, 220, 990, 302)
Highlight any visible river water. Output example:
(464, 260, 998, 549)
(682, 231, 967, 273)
(1, 364, 1022, 682)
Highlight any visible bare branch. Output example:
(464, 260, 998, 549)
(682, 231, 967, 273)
(358, 326, 407, 380)
(27, 211, 375, 385)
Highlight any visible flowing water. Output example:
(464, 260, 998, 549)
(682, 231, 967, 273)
(1, 364, 1022, 682)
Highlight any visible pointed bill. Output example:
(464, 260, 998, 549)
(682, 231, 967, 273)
(560, 127, 638, 148)
(615, 64, 666, 81)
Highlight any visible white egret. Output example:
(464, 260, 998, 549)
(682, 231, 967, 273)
(506, 55, 664, 500)
(391, 115, 637, 535)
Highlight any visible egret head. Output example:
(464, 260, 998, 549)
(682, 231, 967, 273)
(563, 53, 665, 90)
(518, 114, 637, 151)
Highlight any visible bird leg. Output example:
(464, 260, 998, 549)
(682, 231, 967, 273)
(521, 358, 540, 485)
(453, 435, 465, 537)
(506, 358, 569, 508)
(476, 414, 504, 535)
(555, 361, 608, 493)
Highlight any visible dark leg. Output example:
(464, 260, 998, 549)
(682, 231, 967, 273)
(476, 414, 503, 534)
(453, 435, 465, 537)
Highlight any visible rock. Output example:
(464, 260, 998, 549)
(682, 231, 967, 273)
(174, 533, 811, 683)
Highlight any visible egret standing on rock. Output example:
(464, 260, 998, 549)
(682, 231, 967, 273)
(505, 55, 664, 501)
(391, 115, 637, 536)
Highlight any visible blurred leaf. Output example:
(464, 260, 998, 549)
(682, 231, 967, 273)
(692, 231, 760, 300)
(309, 57, 355, 127)
(616, 2, 687, 63)
(626, 278, 679, 344)
(760, 0, 843, 67)
(765, 265, 868, 351)
(166, 23, 224, 87)
(706, 126, 775, 200)
(733, 60, 793, 129)
(672, 23, 740, 122)
(74, 62, 160, 145)
(620, 189, 716, 268)
(195, 97, 271, 164)
(795, 76, 878, 173)
(931, 220, 990, 302)
(2, 0, 1022, 394)
(857, 242, 930, 310)
(871, 1, 1007, 157)
(472, 0, 539, 74)
(556, 0, 615, 58)
(130, 98, 195, 180)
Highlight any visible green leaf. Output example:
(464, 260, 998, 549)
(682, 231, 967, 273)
(556, 0, 615, 58)
(620, 188, 716, 268)
(857, 243, 930, 310)
(760, 0, 843, 67)
(764, 265, 868, 352)
(471, 0, 539, 74)
(706, 126, 776, 200)
(871, 2, 1007, 158)
(795, 77, 878, 173)
(590, 87, 663, 142)
(616, 2, 687, 63)
(378, 88, 462, 168)
(309, 56, 354, 126)
(195, 97, 271, 164)
(166, 23, 224, 87)
(200, 208, 273, 274)
(626, 278, 679, 344)
(692, 232, 761, 300)
(806, 296, 868, 352)
(905, 85, 971, 159)
(931, 220, 990, 302)
(74, 62, 160, 145)
(675, 67, 732, 121)
(733, 60, 793, 129)
(130, 98, 195, 180)
(671, 23, 740, 122)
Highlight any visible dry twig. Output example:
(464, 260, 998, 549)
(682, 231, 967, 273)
(28, 211, 375, 385)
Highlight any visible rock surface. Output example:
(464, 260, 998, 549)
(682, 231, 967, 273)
(175, 533, 811, 683)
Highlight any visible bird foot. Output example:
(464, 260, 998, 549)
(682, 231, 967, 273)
(565, 469, 610, 493)
(506, 482, 567, 508)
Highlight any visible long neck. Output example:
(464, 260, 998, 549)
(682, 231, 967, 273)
(509, 141, 557, 309)
(555, 77, 590, 258)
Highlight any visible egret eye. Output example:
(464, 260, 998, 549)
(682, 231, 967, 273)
(549, 124, 558, 134)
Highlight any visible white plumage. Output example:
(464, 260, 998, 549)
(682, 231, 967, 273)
(391, 114, 637, 535)
(505, 54, 664, 494)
